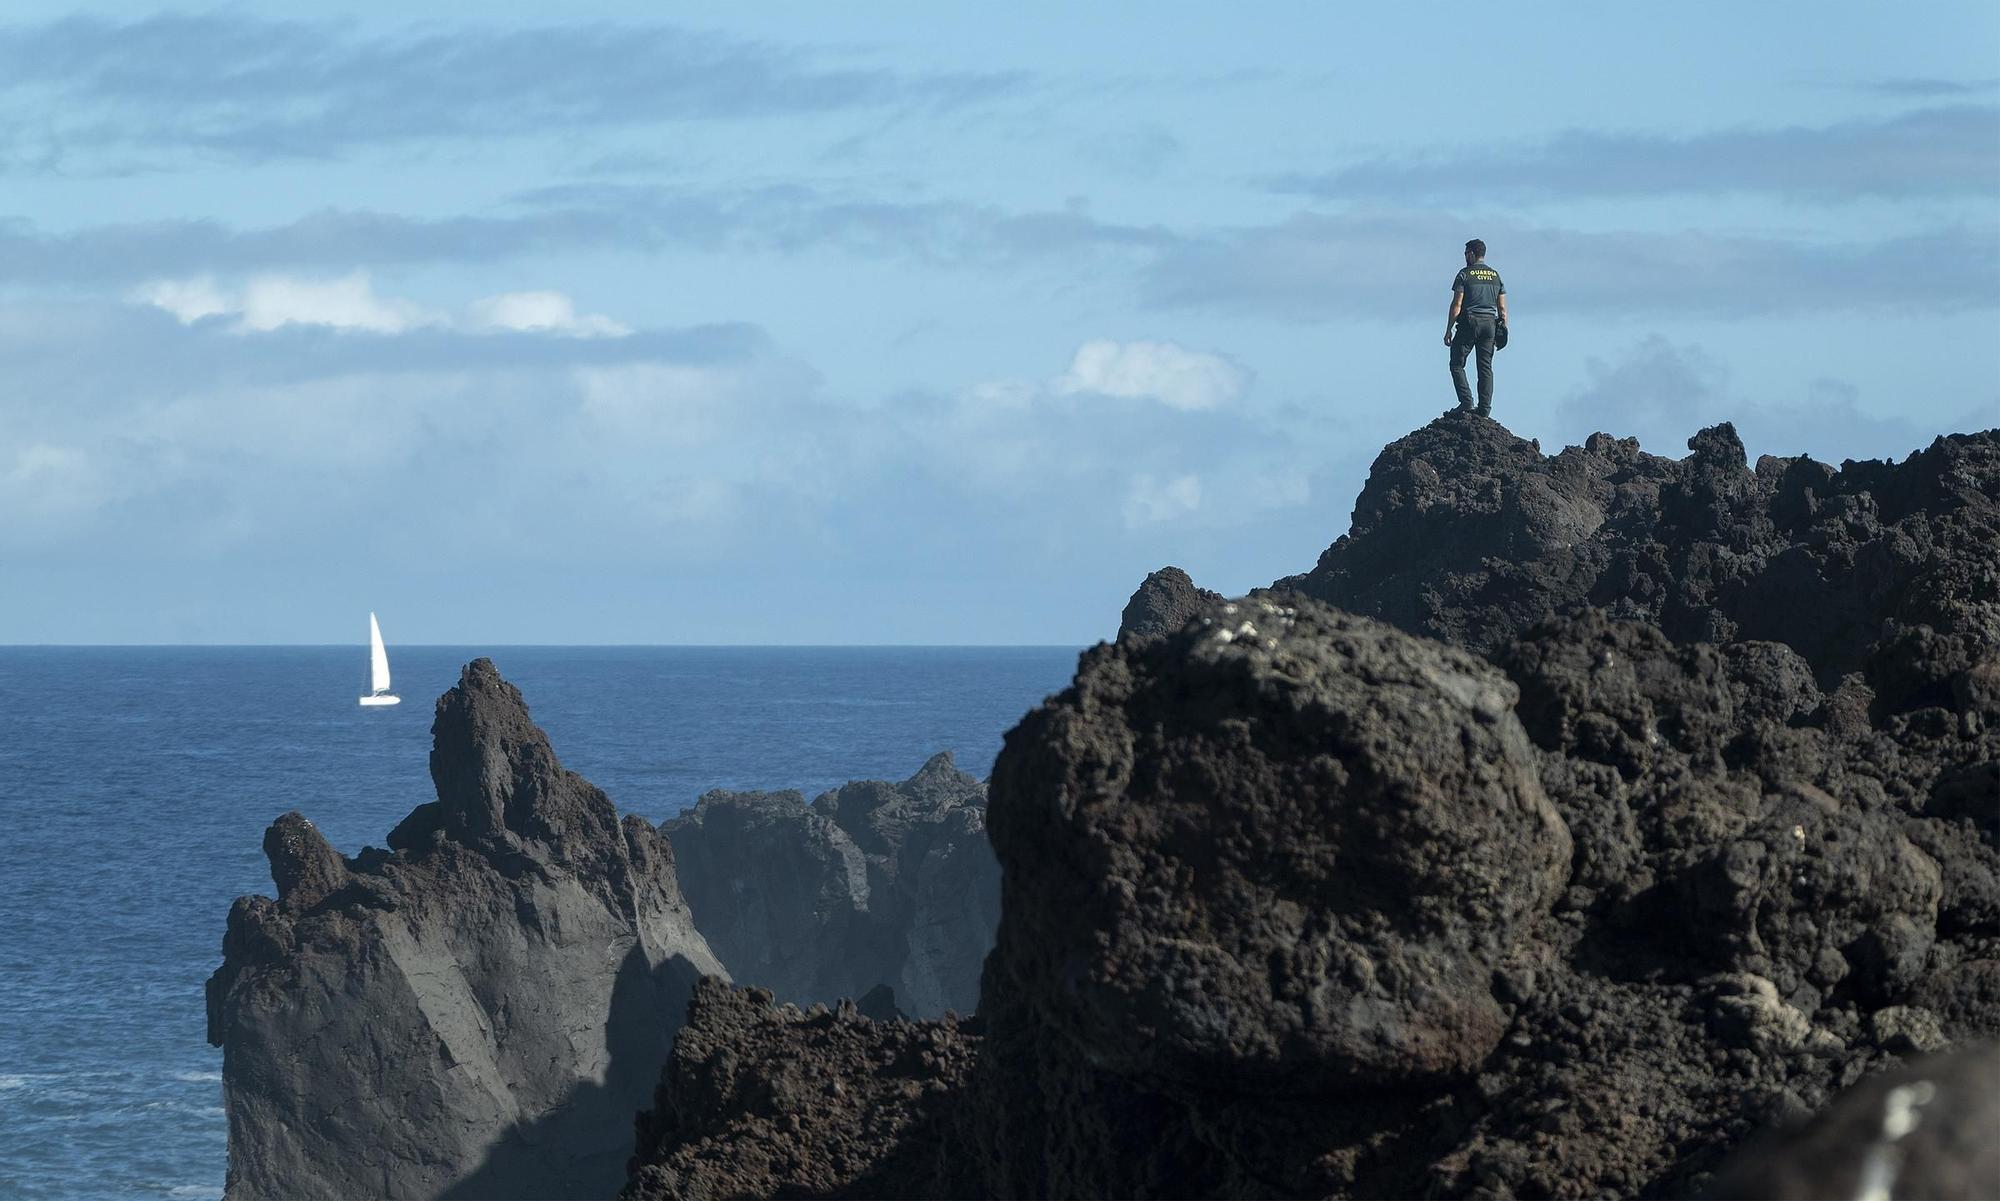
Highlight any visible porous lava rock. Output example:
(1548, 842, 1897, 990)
(664, 752, 998, 1018)
(622, 979, 979, 1201)
(625, 419, 1998, 1198)
(207, 659, 725, 1201)
(967, 600, 1575, 1197)
(991, 601, 1572, 1092)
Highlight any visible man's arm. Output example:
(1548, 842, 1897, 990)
(1444, 293, 1462, 345)
(1498, 292, 1508, 323)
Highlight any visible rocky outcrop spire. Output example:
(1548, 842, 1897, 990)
(207, 659, 725, 1201)
(1116, 565, 1224, 640)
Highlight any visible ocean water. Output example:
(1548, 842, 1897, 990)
(0, 645, 1082, 1201)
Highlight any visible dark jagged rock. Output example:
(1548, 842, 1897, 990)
(624, 420, 1998, 1199)
(1706, 1043, 2000, 1200)
(1277, 412, 2000, 713)
(622, 979, 979, 1201)
(1117, 564, 1225, 640)
(207, 659, 726, 1201)
(664, 752, 997, 1018)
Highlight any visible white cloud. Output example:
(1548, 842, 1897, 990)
(132, 270, 443, 333)
(132, 274, 628, 338)
(468, 290, 630, 337)
(1122, 472, 1202, 526)
(237, 271, 444, 333)
(1053, 339, 1248, 411)
(134, 275, 232, 324)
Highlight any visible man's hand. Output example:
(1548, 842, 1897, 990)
(1443, 331, 1454, 346)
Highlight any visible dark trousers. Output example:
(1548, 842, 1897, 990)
(1450, 314, 1496, 413)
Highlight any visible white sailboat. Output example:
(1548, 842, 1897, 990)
(359, 612, 401, 707)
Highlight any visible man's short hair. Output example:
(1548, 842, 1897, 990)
(1465, 239, 1486, 258)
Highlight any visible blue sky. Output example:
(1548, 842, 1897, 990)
(3, 2, 1995, 644)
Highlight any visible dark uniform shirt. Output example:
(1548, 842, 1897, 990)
(1453, 263, 1505, 318)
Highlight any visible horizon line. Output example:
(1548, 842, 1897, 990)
(0, 642, 1094, 650)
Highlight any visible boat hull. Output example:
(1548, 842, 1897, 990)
(359, 694, 401, 707)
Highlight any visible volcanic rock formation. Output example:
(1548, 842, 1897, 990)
(207, 659, 726, 1201)
(663, 752, 999, 1018)
(631, 417, 1999, 1198)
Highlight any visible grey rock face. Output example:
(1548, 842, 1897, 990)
(664, 752, 997, 1018)
(206, 659, 725, 1201)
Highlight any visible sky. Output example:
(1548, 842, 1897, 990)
(2, 2, 1996, 644)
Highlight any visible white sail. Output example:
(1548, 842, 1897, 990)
(361, 612, 400, 705)
(369, 612, 392, 693)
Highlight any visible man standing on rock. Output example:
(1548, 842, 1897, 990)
(1445, 239, 1507, 416)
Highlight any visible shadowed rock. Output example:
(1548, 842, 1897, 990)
(207, 658, 725, 1201)
(623, 980, 978, 1201)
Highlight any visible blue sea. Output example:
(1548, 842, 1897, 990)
(0, 646, 1082, 1201)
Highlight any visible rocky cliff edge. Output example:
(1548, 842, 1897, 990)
(630, 417, 1999, 1199)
